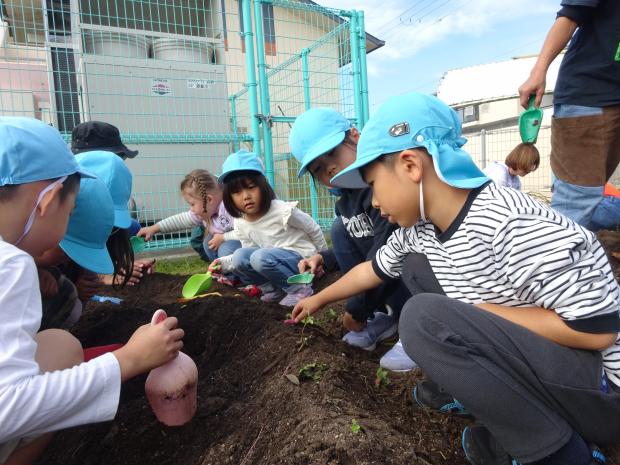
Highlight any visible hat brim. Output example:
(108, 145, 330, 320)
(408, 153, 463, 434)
(432, 145, 489, 189)
(218, 167, 263, 183)
(73, 144, 138, 159)
(297, 131, 346, 177)
(59, 238, 114, 274)
(330, 148, 382, 189)
(114, 208, 133, 229)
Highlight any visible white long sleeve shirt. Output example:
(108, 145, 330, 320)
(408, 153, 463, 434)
(0, 239, 121, 443)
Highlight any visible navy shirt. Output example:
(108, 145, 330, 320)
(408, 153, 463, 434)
(553, 0, 620, 107)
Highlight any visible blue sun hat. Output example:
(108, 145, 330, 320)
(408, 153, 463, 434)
(76, 150, 133, 228)
(289, 108, 352, 177)
(60, 176, 114, 274)
(218, 150, 264, 183)
(331, 93, 489, 190)
(0, 116, 94, 186)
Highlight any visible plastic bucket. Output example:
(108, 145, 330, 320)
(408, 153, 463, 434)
(83, 31, 149, 59)
(152, 38, 215, 64)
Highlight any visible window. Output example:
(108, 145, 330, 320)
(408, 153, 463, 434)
(457, 104, 478, 124)
(237, 1, 276, 55)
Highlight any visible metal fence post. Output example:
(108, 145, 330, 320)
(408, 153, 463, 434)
(242, 0, 262, 159)
(301, 46, 319, 220)
(230, 95, 239, 152)
(357, 11, 369, 127)
(480, 129, 487, 168)
(254, 0, 275, 186)
(348, 11, 363, 129)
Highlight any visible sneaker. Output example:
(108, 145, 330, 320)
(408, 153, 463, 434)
(413, 380, 469, 415)
(462, 425, 515, 465)
(380, 339, 418, 372)
(260, 289, 286, 303)
(240, 284, 262, 298)
(279, 285, 313, 307)
(461, 426, 606, 465)
(342, 311, 397, 351)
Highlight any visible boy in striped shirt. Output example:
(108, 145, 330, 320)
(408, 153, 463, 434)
(291, 92, 620, 465)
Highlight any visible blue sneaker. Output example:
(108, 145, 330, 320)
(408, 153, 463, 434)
(413, 380, 469, 415)
(342, 311, 397, 351)
(462, 425, 516, 465)
(461, 426, 606, 465)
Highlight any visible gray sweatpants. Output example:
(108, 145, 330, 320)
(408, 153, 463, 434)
(399, 293, 620, 463)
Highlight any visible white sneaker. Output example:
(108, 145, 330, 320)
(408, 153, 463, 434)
(342, 311, 397, 351)
(380, 339, 417, 372)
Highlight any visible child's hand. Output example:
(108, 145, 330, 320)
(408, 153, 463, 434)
(38, 268, 59, 297)
(113, 315, 184, 381)
(292, 295, 323, 323)
(137, 225, 159, 241)
(298, 254, 325, 277)
(76, 271, 101, 300)
(136, 258, 156, 275)
(343, 312, 366, 332)
(207, 233, 225, 250)
(208, 259, 222, 273)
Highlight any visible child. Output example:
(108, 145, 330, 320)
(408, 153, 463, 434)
(76, 150, 154, 287)
(0, 117, 184, 464)
(289, 107, 414, 371)
(292, 93, 620, 465)
(210, 150, 328, 307)
(483, 142, 540, 190)
(35, 175, 117, 329)
(138, 169, 242, 285)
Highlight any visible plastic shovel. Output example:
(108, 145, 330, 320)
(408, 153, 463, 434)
(182, 272, 213, 298)
(519, 95, 544, 144)
(287, 272, 314, 285)
(130, 236, 146, 253)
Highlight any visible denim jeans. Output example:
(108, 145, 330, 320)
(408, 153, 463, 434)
(203, 233, 242, 262)
(231, 247, 303, 291)
(591, 196, 620, 231)
(551, 179, 603, 228)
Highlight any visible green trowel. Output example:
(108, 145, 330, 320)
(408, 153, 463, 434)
(519, 95, 543, 144)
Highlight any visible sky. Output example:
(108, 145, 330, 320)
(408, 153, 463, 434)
(318, 0, 560, 110)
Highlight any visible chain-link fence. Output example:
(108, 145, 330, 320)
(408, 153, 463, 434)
(0, 0, 374, 250)
(465, 125, 553, 201)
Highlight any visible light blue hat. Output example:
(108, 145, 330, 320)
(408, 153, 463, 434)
(332, 93, 489, 190)
(76, 150, 133, 228)
(0, 116, 93, 186)
(289, 108, 352, 177)
(218, 150, 264, 183)
(60, 176, 114, 274)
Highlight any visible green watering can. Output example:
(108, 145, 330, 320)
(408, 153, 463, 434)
(519, 96, 544, 144)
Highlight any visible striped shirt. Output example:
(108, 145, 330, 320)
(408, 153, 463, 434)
(373, 183, 620, 387)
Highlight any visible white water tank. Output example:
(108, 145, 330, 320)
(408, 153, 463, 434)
(152, 38, 215, 64)
(83, 31, 149, 59)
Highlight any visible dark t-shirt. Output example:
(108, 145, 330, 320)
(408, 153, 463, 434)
(553, 0, 620, 107)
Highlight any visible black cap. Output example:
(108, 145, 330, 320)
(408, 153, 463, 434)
(71, 121, 138, 159)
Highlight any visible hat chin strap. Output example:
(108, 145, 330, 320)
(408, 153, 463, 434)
(419, 179, 427, 222)
(16, 176, 67, 245)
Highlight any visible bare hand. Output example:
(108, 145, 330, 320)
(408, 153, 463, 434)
(298, 254, 325, 277)
(114, 315, 185, 381)
(292, 295, 324, 323)
(137, 225, 159, 241)
(207, 233, 225, 251)
(208, 259, 221, 274)
(76, 271, 101, 300)
(38, 268, 59, 297)
(518, 69, 546, 108)
(343, 312, 366, 332)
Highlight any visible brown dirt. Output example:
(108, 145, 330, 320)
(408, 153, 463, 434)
(40, 233, 620, 465)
